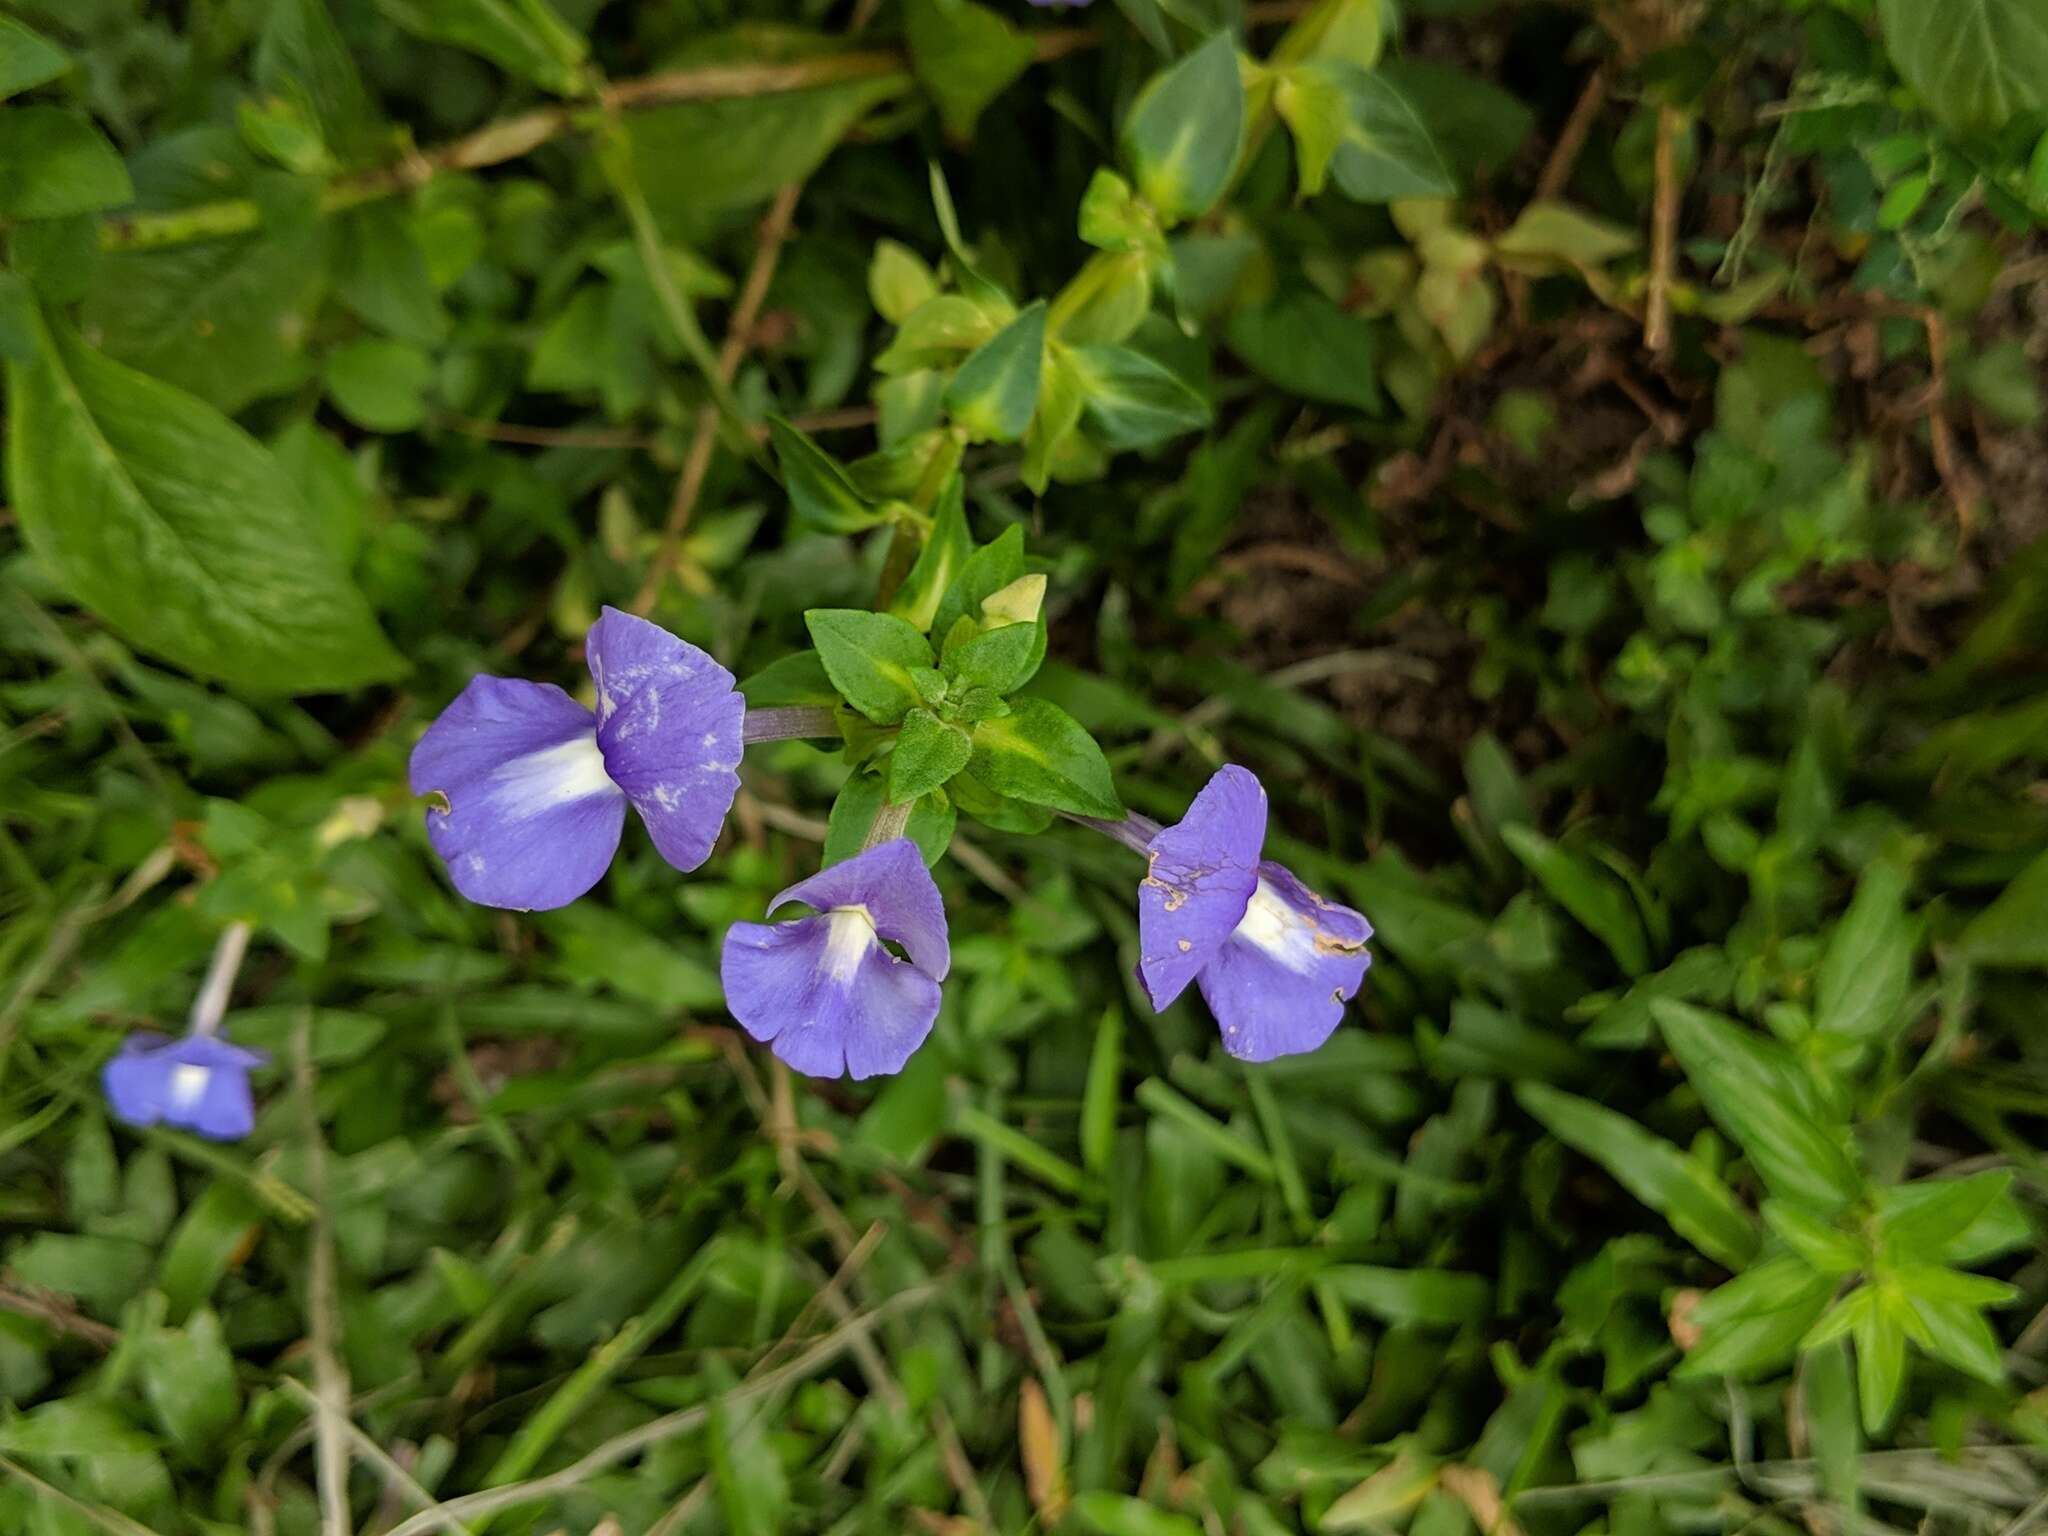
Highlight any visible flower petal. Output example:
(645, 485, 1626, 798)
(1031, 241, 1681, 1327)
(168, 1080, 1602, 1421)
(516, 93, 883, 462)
(103, 1033, 268, 1141)
(586, 607, 745, 874)
(1136, 764, 1267, 1009)
(409, 675, 625, 910)
(768, 839, 950, 980)
(721, 911, 943, 1079)
(1197, 862, 1372, 1062)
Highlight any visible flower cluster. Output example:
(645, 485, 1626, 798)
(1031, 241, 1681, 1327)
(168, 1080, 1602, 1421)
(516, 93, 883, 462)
(104, 606, 1373, 1140)
(400, 609, 1370, 1077)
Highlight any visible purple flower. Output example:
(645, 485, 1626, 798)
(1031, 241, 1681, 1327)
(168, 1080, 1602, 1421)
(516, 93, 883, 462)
(103, 1032, 267, 1141)
(410, 607, 744, 911)
(720, 839, 951, 1080)
(1136, 765, 1372, 1062)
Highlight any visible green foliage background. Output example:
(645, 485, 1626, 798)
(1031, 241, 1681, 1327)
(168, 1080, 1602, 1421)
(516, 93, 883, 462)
(4, 0, 2048, 1531)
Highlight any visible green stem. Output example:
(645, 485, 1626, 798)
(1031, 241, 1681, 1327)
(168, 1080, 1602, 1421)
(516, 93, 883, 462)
(861, 797, 914, 849)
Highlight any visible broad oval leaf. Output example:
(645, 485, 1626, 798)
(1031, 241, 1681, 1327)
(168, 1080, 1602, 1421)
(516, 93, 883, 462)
(1068, 344, 1212, 451)
(945, 300, 1046, 443)
(804, 608, 935, 723)
(5, 310, 404, 694)
(965, 696, 1122, 819)
(1878, 0, 2048, 137)
(1121, 31, 1246, 224)
(0, 107, 132, 220)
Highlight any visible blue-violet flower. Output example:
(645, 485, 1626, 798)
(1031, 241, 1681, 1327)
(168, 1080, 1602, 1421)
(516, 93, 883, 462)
(720, 838, 950, 1080)
(410, 607, 744, 911)
(1136, 764, 1372, 1061)
(103, 1032, 267, 1141)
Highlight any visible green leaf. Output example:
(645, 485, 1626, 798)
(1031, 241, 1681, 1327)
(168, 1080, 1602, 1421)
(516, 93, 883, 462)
(628, 30, 909, 236)
(1319, 1266, 1493, 1326)
(272, 418, 366, 566)
(335, 203, 451, 346)
(157, 1183, 262, 1322)
(771, 417, 888, 534)
(1813, 859, 1914, 1041)
(83, 206, 327, 415)
(1492, 200, 1639, 274)
(1875, 1171, 2018, 1260)
(904, 0, 1034, 140)
(965, 697, 1123, 819)
(1023, 345, 1087, 493)
(1903, 1292, 2007, 1385)
(944, 619, 1043, 695)
(945, 299, 1046, 443)
(1877, 0, 2048, 137)
(1068, 344, 1212, 451)
(1680, 1257, 1835, 1378)
(739, 648, 839, 708)
(805, 609, 935, 724)
(869, 238, 940, 325)
(1516, 1083, 1757, 1269)
(890, 708, 973, 802)
(1300, 62, 1455, 203)
(1275, 63, 1349, 195)
(0, 107, 133, 219)
(1071, 1492, 1202, 1536)
(1652, 1001, 1862, 1213)
(933, 524, 1025, 640)
(1121, 31, 1245, 224)
(1802, 1340, 1862, 1522)
(256, 0, 381, 158)
(1225, 290, 1380, 412)
(877, 293, 1004, 373)
(889, 477, 973, 633)
(0, 17, 70, 101)
(1959, 847, 2048, 967)
(1078, 168, 1161, 253)
(1273, 0, 1387, 71)
(323, 336, 433, 431)
(373, 0, 586, 95)
(1853, 1287, 1910, 1433)
(137, 1308, 240, 1457)
(5, 310, 404, 693)
(823, 772, 955, 866)
(1501, 825, 1652, 976)
(1762, 1201, 1865, 1275)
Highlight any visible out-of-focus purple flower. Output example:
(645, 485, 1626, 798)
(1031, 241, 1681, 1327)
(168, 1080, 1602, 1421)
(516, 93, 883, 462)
(1135, 765, 1371, 1061)
(410, 607, 744, 911)
(720, 839, 950, 1080)
(103, 1032, 267, 1141)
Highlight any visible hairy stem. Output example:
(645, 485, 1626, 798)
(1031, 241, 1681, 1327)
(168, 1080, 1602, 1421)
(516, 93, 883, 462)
(862, 798, 914, 850)
(1066, 811, 1162, 856)
(186, 920, 252, 1038)
(742, 705, 839, 744)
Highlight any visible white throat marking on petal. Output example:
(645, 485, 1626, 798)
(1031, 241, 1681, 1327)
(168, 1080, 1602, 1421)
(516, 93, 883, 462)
(495, 732, 620, 818)
(1231, 879, 1319, 974)
(169, 1063, 212, 1109)
(822, 906, 877, 984)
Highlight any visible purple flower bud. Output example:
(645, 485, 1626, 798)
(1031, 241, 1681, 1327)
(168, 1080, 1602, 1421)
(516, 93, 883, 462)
(103, 1032, 267, 1141)
(720, 839, 951, 1080)
(409, 607, 744, 911)
(1136, 765, 1372, 1061)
